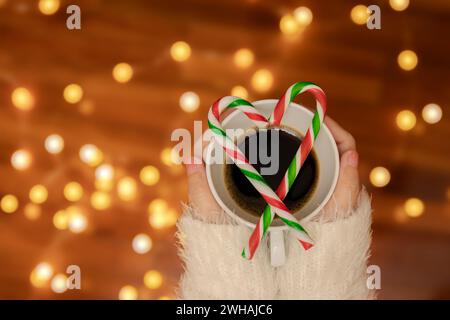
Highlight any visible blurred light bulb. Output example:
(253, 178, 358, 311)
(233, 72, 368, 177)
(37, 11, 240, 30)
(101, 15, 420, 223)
(369, 167, 391, 187)
(389, 0, 409, 11)
(251, 69, 274, 92)
(53, 209, 69, 230)
(112, 63, 133, 83)
(51, 274, 67, 293)
(63, 84, 83, 104)
(45, 134, 64, 154)
(68, 209, 87, 233)
(132, 233, 152, 254)
(233, 48, 254, 69)
(119, 285, 138, 300)
(179, 91, 200, 113)
(63, 182, 83, 202)
(422, 103, 442, 124)
(95, 164, 114, 181)
(404, 198, 425, 218)
(29, 184, 48, 204)
(117, 176, 137, 201)
(397, 50, 418, 71)
(11, 149, 32, 170)
(11, 87, 34, 110)
(396, 110, 416, 131)
(139, 165, 160, 186)
(293, 6, 313, 26)
(79, 144, 103, 167)
(350, 5, 369, 25)
(30, 262, 54, 288)
(38, 0, 60, 15)
(24, 203, 41, 220)
(143, 270, 163, 289)
(1, 194, 18, 214)
(170, 41, 191, 62)
(231, 86, 249, 100)
(279, 14, 300, 35)
(90, 191, 111, 210)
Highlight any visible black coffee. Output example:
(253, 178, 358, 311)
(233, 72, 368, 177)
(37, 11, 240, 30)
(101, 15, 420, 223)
(225, 128, 318, 216)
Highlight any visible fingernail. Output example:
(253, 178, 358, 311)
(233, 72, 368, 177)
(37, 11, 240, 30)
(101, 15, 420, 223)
(185, 157, 203, 175)
(343, 150, 359, 168)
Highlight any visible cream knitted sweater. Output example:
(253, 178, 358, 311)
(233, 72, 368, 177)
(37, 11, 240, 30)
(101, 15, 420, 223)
(177, 189, 374, 299)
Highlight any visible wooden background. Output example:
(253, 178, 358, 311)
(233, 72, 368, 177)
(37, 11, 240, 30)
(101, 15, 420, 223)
(0, 0, 449, 299)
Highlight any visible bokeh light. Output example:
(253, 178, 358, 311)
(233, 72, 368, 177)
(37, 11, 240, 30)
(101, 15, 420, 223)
(231, 86, 249, 100)
(68, 207, 88, 233)
(38, 0, 60, 15)
(369, 167, 391, 187)
(149, 207, 178, 229)
(79, 144, 103, 167)
(396, 110, 416, 131)
(251, 69, 274, 92)
(132, 234, 153, 254)
(279, 14, 300, 35)
(160, 147, 179, 166)
(29, 184, 48, 204)
(389, 0, 409, 11)
(51, 274, 68, 294)
(1, 194, 19, 214)
(45, 134, 64, 154)
(170, 41, 191, 62)
(95, 164, 115, 181)
(139, 165, 160, 186)
(350, 5, 369, 25)
(397, 50, 418, 71)
(293, 6, 313, 26)
(63, 182, 84, 202)
(118, 285, 138, 300)
(63, 83, 83, 104)
(95, 178, 114, 192)
(30, 262, 54, 288)
(90, 191, 111, 210)
(143, 270, 163, 289)
(422, 103, 442, 124)
(53, 209, 69, 230)
(11, 87, 34, 110)
(233, 48, 254, 69)
(24, 203, 41, 220)
(112, 63, 133, 83)
(179, 91, 200, 113)
(11, 149, 32, 171)
(404, 198, 425, 218)
(148, 198, 168, 215)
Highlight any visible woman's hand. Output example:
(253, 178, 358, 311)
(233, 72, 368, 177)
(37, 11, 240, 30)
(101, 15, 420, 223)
(186, 116, 360, 221)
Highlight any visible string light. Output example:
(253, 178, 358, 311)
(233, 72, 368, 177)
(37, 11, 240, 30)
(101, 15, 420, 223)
(1, 194, 19, 214)
(404, 198, 425, 218)
(24, 203, 41, 220)
(112, 63, 133, 83)
(179, 91, 200, 113)
(63, 182, 83, 202)
(79, 144, 103, 167)
(45, 134, 64, 154)
(53, 209, 69, 230)
(95, 164, 114, 181)
(30, 262, 54, 288)
(397, 50, 418, 71)
(396, 110, 416, 131)
(38, 0, 60, 15)
(63, 84, 83, 104)
(139, 165, 160, 186)
(389, 0, 409, 11)
(170, 41, 191, 62)
(11, 87, 34, 110)
(422, 103, 442, 124)
(68, 207, 88, 233)
(369, 167, 391, 187)
(233, 48, 254, 69)
(51, 274, 68, 293)
(29, 184, 48, 204)
(231, 86, 249, 99)
(118, 285, 138, 300)
(251, 69, 273, 93)
(90, 191, 111, 210)
(143, 270, 163, 289)
(350, 5, 369, 25)
(132, 234, 153, 254)
(11, 149, 32, 171)
(279, 14, 300, 35)
(293, 7, 313, 26)
(116, 176, 137, 201)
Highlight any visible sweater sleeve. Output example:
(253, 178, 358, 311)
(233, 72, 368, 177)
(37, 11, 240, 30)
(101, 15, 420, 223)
(177, 189, 373, 300)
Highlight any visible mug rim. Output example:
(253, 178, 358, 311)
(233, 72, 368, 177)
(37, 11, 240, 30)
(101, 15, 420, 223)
(205, 99, 340, 230)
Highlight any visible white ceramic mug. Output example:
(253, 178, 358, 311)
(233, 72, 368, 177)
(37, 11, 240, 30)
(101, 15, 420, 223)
(205, 99, 339, 266)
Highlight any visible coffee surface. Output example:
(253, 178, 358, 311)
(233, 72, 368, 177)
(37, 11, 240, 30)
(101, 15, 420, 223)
(225, 128, 318, 216)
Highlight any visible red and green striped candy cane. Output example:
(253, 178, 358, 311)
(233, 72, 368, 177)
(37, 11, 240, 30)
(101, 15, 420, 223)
(242, 82, 327, 260)
(208, 95, 314, 255)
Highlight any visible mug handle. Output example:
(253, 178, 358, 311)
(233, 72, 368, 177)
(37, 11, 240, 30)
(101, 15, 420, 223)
(270, 229, 286, 267)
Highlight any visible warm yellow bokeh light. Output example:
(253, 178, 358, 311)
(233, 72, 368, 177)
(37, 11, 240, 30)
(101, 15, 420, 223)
(396, 110, 417, 131)
(95, 164, 114, 181)
(143, 270, 163, 290)
(63, 84, 83, 104)
(51, 274, 68, 293)
(397, 50, 418, 71)
(148, 207, 178, 229)
(179, 91, 200, 113)
(148, 199, 168, 215)
(30, 262, 54, 288)
(279, 14, 300, 35)
(170, 41, 191, 62)
(293, 6, 313, 26)
(112, 63, 133, 83)
(160, 147, 179, 166)
(11, 87, 34, 110)
(79, 144, 103, 167)
(369, 167, 391, 188)
(132, 233, 153, 254)
(251, 69, 274, 93)
(29, 184, 48, 204)
(350, 5, 369, 25)
(11, 149, 32, 171)
(53, 209, 69, 230)
(159, 296, 171, 300)
(38, 0, 60, 15)
(24, 203, 41, 220)
(231, 86, 249, 100)
(117, 176, 137, 201)
(404, 198, 425, 218)
(90, 191, 111, 211)
(1, 194, 19, 214)
(389, 0, 409, 11)
(139, 165, 160, 186)
(233, 48, 254, 69)
(63, 182, 84, 202)
(95, 178, 114, 191)
(68, 208, 88, 233)
(119, 285, 138, 300)
(45, 134, 64, 154)
(422, 103, 442, 124)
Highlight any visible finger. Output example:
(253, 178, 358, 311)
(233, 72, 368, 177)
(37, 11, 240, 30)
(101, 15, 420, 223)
(324, 117, 356, 155)
(333, 149, 360, 212)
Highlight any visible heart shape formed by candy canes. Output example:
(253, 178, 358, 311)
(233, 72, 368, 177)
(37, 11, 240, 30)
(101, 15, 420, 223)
(207, 82, 327, 259)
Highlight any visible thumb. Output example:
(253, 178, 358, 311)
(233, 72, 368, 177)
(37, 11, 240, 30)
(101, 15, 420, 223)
(333, 150, 360, 212)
